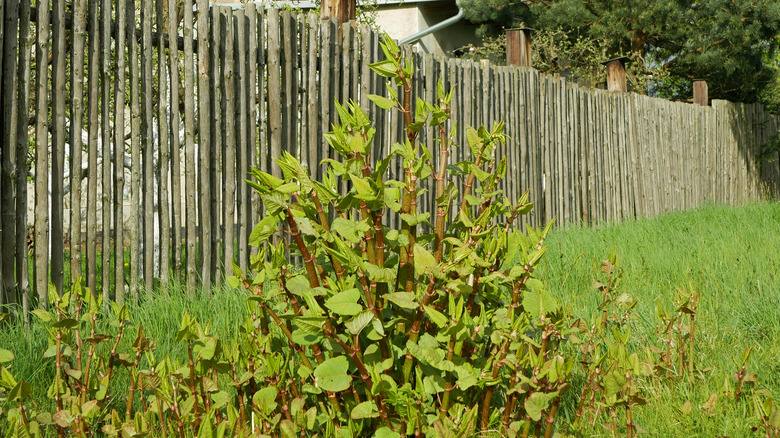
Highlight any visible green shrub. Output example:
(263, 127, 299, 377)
(230, 34, 567, 436)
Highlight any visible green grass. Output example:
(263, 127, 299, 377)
(2, 202, 779, 436)
(538, 202, 780, 436)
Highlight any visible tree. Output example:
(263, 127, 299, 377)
(460, 0, 780, 105)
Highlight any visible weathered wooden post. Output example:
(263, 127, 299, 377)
(602, 57, 630, 92)
(693, 80, 708, 106)
(506, 27, 533, 67)
(321, 0, 355, 25)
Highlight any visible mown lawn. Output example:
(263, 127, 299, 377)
(2, 202, 779, 436)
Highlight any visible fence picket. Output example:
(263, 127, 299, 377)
(168, 0, 183, 281)
(1, 0, 19, 306)
(114, 0, 127, 301)
(198, 0, 212, 287)
(236, 8, 248, 272)
(222, 7, 235, 276)
(183, 0, 196, 289)
(128, 0, 140, 301)
(34, 0, 50, 307)
(157, 0, 169, 289)
(15, 0, 32, 313)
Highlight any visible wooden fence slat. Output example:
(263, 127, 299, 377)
(340, 22, 351, 107)
(569, 85, 580, 224)
(98, 0, 111, 300)
(198, 0, 212, 288)
(183, 0, 196, 289)
(113, 0, 127, 303)
(252, 8, 268, 217)
(128, 0, 140, 301)
(307, 14, 319, 177)
(168, 0, 183, 281)
(34, 0, 51, 307)
(280, 10, 295, 158)
(1, 0, 5, 309)
(222, 7, 235, 276)
(267, 9, 281, 178)
(156, 0, 169, 289)
(209, 5, 221, 280)
(318, 16, 332, 179)
(236, 8, 248, 272)
(16, 0, 32, 315)
(246, 4, 258, 244)
(49, 0, 65, 296)
(1, 0, 19, 306)
(141, 0, 154, 293)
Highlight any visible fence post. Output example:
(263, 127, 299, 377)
(506, 28, 532, 68)
(321, 0, 355, 25)
(602, 57, 630, 92)
(693, 80, 708, 106)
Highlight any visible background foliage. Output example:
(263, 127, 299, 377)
(459, 0, 780, 108)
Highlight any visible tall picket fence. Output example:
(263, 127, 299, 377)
(1, 1, 778, 310)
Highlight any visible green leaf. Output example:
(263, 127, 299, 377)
(253, 386, 279, 415)
(604, 370, 627, 398)
(524, 391, 558, 422)
(345, 310, 374, 335)
(0, 366, 17, 390)
(314, 356, 351, 392)
(413, 243, 437, 277)
(226, 276, 241, 289)
(769, 407, 780, 428)
(51, 318, 78, 329)
(31, 309, 52, 323)
(369, 60, 398, 78)
(423, 306, 448, 328)
(400, 212, 430, 227)
(384, 292, 418, 310)
(350, 175, 376, 200)
(277, 182, 300, 194)
(325, 289, 363, 316)
(53, 409, 75, 428)
(368, 94, 396, 110)
(466, 126, 481, 156)
(332, 218, 370, 243)
(197, 411, 214, 438)
(423, 374, 446, 395)
(260, 192, 288, 216)
(363, 263, 396, 283)
(8, 381, 32, 401)
(0, 349, 14, 364)
(81, 399, 100, 421)
(250, 168, 285, 189)
(522, 281, 558, 319)
(280, 419, 297, 438)
(291, 329, 323, 346)
(374, 427, 401, 438)
(351, 401, 379, 419)
(294, 316, 326, 335)
(436, 182, 458, 206)
(195, 337, 218, 361)
(249, 216, 279, 247)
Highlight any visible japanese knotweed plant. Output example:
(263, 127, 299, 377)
(231, 35, 571, 437)
(569, 254, 653, 438)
